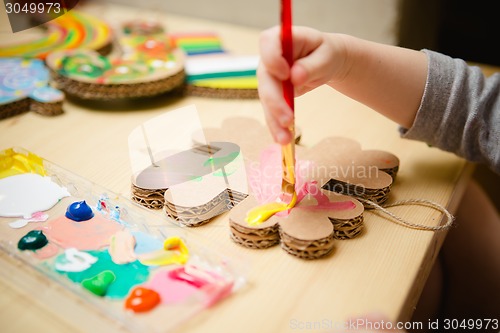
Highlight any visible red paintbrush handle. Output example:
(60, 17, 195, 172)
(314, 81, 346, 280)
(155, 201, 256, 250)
(281, 0, 294, 112)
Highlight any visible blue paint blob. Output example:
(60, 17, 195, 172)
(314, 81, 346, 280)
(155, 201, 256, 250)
(66, 200, 94, 222)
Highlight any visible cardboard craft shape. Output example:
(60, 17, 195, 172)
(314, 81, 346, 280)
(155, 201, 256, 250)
(46, 22, 185, 100)
(227, 136, 399, 259)
(170, 33, 258, 99)
(132, 142, 248, 227)
(132, 117, 399, 237)
(0, 10, 112, 60)
(229, 189, 364, 259)
(0, 58, 64, 120)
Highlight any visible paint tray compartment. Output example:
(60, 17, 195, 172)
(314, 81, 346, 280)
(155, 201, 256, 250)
(0, 147, 247, 333)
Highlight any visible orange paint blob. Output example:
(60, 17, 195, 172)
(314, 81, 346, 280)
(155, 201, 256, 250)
(125, 287, 161, 313)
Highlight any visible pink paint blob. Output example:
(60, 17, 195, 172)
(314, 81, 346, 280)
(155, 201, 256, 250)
(144, 266, 233, 307)
(293, 181, 356, 211)
(40, 214, 122, 251)
(172, 266, 233, 307)
(247, 144, 312, 204)
(145, 269, 198, 304)
(248, 145, 355, 216)
(9, 211, 49, 229)
(32, 211, 49, 220)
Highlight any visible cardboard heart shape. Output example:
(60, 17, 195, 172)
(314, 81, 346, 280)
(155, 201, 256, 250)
(229, 188, 364, 259)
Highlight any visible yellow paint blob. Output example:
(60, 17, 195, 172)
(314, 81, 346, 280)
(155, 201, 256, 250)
(137, 236, 189, 266)
(0, 148, 46, 179)
(245, 191, 297, 226)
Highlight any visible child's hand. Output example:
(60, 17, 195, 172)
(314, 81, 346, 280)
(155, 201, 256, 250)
(257, 26, 346, 144)
(257, 26, 427, 143)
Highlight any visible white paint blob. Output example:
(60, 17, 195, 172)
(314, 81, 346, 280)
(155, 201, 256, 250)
(0, 173, 70, 218)
(55, 248, 98, 272)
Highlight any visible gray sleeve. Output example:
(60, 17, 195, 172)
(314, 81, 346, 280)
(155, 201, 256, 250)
(400, 49, 500, 174)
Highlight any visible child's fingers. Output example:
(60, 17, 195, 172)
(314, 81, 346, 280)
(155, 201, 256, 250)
(264, 110, 294, 145)
(257, 63, 294, 144)
(259, 26, 325, 82)
(258, 25, 329, 144)
(291, 26, 325, 59)
(291, 36, 339, 88)
(259, 26, 290, 81)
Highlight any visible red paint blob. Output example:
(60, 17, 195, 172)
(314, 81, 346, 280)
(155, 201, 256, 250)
(124, 287, 161, 313)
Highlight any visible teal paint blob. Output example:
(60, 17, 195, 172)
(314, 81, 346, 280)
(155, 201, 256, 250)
(18, 230, 48, 251)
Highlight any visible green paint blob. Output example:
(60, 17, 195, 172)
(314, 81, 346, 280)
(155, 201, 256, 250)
(81, 270, 116, 296)
(17, 230, 48, 251)
(55, 250, 150, 299)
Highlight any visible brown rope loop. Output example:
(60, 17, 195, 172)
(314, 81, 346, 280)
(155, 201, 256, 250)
(358, 198, 455, 231)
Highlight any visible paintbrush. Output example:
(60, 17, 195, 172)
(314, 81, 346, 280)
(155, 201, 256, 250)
(242, 0, 297, 225)
(280, 0, 296, 203)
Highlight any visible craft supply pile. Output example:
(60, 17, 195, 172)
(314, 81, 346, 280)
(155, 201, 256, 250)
(0, 9, 259, 120)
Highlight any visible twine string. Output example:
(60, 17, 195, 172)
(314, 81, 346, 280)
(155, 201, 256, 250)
(358, 198, 455, 231)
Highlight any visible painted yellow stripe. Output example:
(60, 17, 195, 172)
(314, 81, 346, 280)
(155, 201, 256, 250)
(191, 77, 258, 89)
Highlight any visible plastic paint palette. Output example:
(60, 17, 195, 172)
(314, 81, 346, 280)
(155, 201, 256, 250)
(0, 147, 246, 333)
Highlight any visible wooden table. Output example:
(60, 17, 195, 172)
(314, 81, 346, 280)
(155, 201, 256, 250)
(0, 3, 473, 333)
